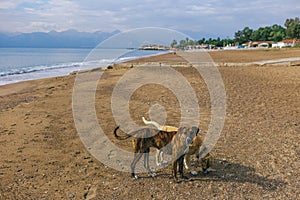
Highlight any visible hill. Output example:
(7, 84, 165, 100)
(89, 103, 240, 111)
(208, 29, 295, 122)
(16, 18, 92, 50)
(0, 29, 121, 48)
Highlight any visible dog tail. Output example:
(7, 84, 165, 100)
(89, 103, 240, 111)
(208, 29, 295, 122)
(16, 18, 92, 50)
(113, 126, 131, 140)
(142, 117, 163, 130)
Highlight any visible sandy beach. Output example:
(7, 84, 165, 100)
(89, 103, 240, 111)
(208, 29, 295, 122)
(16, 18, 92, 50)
(0, 49, 300, 199)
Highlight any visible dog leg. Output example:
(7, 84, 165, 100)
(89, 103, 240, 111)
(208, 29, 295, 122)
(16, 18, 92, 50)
(185, 154, 198, 175)
(144, 150, 157, 177)
(172, 160, 178, 182)
(202, 154, 212, 174)
(178, 155, 187, 179)
(160, 151, 169, 165)
(131, 153, 143, 179)
(144, 152, 149, 169)
(155, 149, 162, 166)
(160, 151, 168, 165)
(156, 149, 168, 166)
(184, 154, 198, 175)
(184, 154, 190, 169)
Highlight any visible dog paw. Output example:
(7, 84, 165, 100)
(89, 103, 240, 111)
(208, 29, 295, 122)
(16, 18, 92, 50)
(191, 171, 198, 176)
(162, 160, 169, 165)
(151, 173, 157, 177)
(204, 168, 216, 173)
(133, 175, 139, 179)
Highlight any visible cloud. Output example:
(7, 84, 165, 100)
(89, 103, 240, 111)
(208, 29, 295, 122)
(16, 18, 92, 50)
(29, 21, 57, 31)
(185, 4, 217, 15)
(0, 2, 18, 9)
(0, 0, 27, 9)
(0, 0, 299, 37)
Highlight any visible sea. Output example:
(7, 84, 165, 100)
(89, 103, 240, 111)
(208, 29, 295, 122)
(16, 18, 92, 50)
(0, 48, 168, 86)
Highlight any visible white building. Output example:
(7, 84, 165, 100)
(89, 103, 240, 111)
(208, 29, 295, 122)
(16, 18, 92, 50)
(273, 39, 297, 48)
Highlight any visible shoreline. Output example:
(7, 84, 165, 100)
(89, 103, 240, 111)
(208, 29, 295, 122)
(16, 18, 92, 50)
(0, 49, 170, 87)
(1, 48, 300, 88)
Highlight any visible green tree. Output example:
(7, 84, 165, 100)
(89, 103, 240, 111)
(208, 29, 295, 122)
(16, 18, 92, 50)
(270, 24, 286, 42)
(260, 26, 272, 41)
(198, 37, 205, 44)
(171, 39, 177, 48)
(250, 25, 285, 42)
(188, 39, 195, 46)
(250, 30, 260, 41)
(234, 30, 243, 43)
(185, 37, 190, 45)
(206, 38, 212, 44)
(285, 17, 300, 39)
(212, 37, 223, 47)
(178, 39, 187, 49)
(234, 27, 253, 44)
(242, 27, 253, 42)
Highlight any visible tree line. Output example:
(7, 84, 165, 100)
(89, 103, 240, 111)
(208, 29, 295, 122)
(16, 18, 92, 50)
(172, 17, 300, 48)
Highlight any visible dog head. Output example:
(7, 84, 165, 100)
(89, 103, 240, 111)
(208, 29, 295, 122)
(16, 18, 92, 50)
(177, 126, 199, 146)
(175, 127, 199, 154)
(171, 126, 200, 158)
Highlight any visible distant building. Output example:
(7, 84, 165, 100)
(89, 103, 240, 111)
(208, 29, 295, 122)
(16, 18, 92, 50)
(186, 44, 209, 50)
(244, 41, 274, 48)
(272, 39, 299, 48)
(257, 43, 270, 48)
(139, 44, 170, 50)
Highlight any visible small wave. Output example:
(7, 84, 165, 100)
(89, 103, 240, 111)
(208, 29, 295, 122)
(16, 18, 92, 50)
(0, 59, 113, 78)
(114, 50, 169, 63)
(114, 56, 139, 63)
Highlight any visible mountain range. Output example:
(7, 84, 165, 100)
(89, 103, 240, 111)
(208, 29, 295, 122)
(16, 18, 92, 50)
(0, 29, 121, 48)
(0, 29, 215, 48)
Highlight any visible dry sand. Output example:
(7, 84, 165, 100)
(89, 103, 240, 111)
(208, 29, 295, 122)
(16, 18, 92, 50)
(0, 49, 299, 199)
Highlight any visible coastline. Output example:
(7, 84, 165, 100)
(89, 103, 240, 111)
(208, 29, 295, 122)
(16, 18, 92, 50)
(1, 49, 300, 199)
(1, 48, 300, 89)
(0, 48, 170, 87)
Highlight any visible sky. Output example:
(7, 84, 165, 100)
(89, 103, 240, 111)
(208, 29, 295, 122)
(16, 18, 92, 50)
(0, 0, 299, 38)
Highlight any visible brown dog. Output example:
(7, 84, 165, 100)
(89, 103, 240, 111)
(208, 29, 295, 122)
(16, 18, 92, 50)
(170, 127, 199, 181)
(142, 117, 212, 175)
(113, 126, 199, 180)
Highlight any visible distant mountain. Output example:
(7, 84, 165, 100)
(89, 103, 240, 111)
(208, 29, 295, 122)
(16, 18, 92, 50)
(0, 29, 121, 48)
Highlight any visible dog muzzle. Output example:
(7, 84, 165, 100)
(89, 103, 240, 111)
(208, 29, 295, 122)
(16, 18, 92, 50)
(185, 137, 193, 145)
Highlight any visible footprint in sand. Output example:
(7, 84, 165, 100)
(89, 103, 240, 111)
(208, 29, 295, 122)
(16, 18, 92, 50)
(84, 185, 98, 200)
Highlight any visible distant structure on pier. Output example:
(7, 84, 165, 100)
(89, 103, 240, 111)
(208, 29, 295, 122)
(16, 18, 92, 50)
(139, 44, 170, 50)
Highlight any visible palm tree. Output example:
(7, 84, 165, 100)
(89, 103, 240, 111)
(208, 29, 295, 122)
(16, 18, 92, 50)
(171, 39, 177, 48)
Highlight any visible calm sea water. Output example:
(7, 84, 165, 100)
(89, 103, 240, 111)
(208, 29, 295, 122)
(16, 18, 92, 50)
(0, 48, 168, 86)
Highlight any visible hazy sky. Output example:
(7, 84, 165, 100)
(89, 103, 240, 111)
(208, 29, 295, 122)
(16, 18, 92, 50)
(0, 0, 299, 37)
